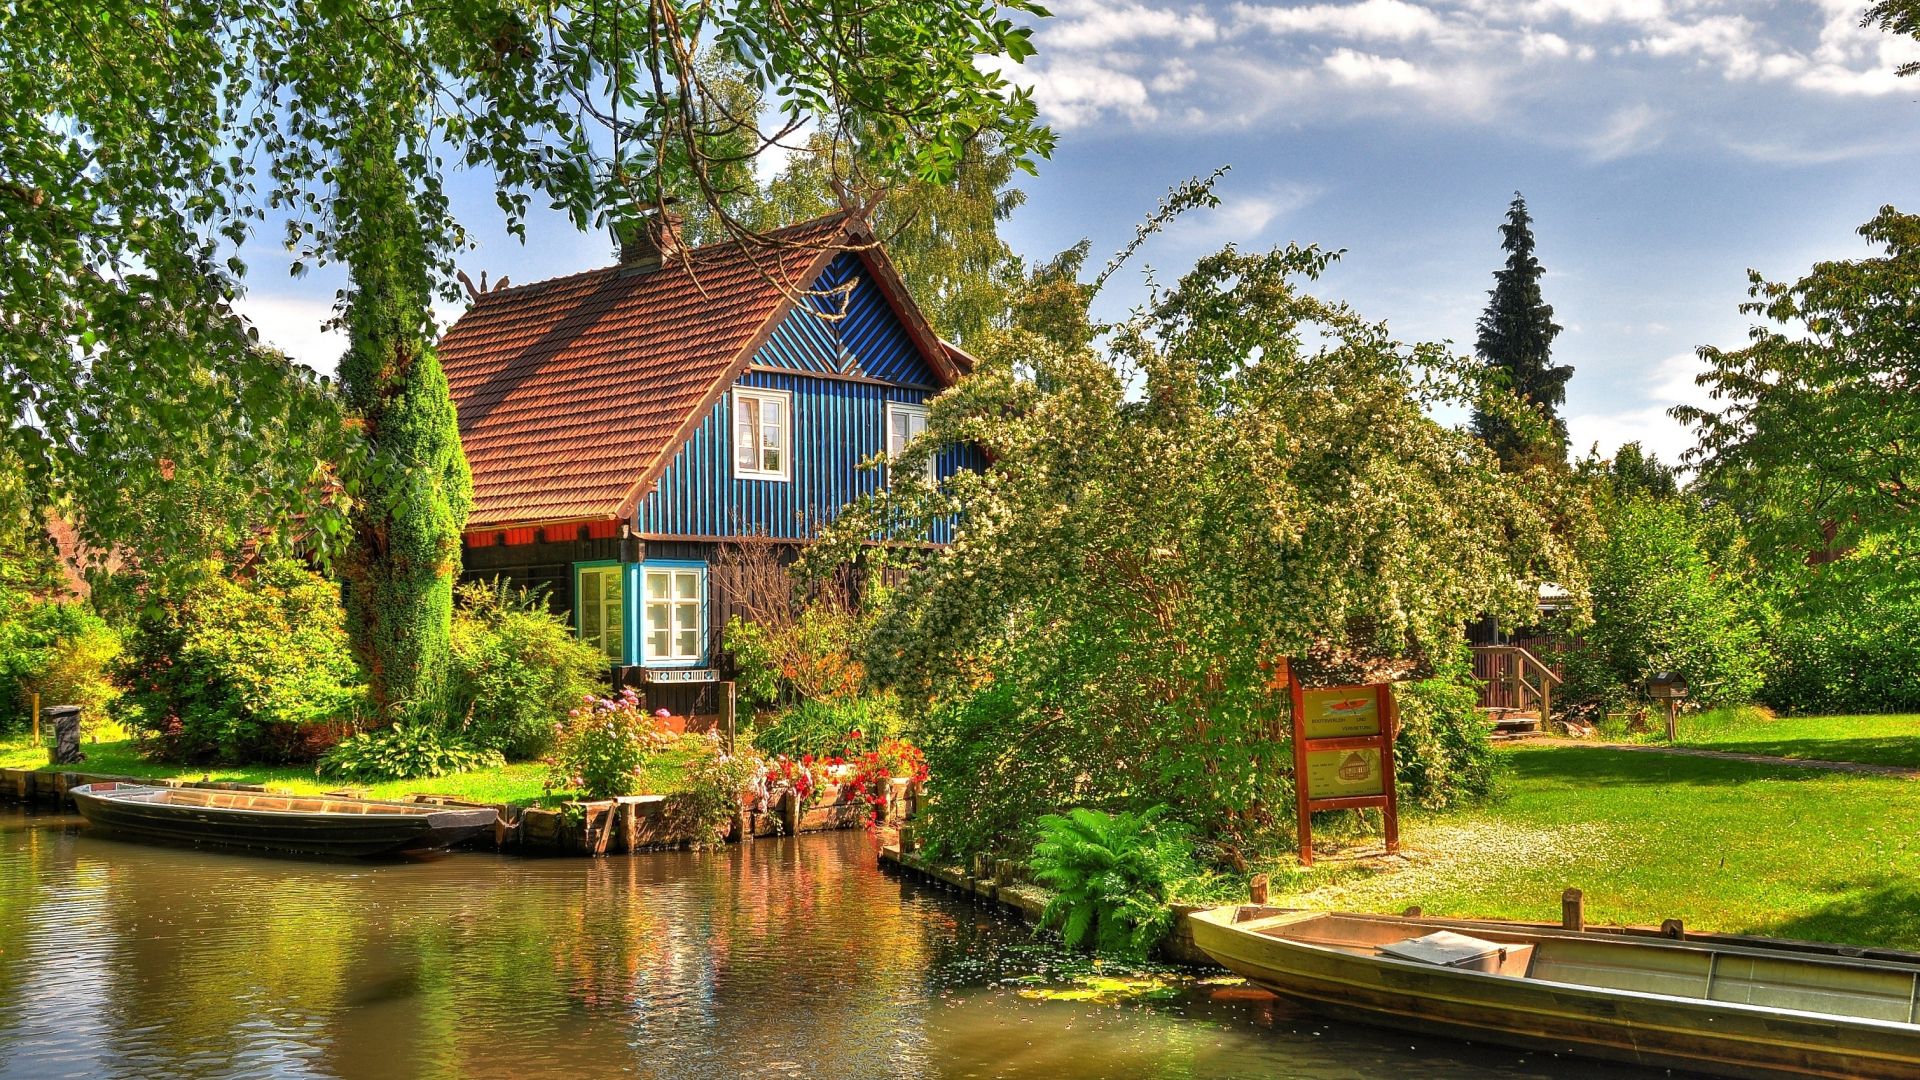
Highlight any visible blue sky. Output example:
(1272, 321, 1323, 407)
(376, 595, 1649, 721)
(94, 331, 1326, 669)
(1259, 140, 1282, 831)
(236, 0, 1920, 467)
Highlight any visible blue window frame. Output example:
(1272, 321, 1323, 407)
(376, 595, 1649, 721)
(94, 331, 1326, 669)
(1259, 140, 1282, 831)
(572, 564, 641, 664)
(639, 560, 707, 667)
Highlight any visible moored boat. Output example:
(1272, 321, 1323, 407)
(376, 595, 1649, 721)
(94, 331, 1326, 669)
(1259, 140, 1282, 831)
(69, 782, 499, 858)
(1189, 905, 1920, 1079)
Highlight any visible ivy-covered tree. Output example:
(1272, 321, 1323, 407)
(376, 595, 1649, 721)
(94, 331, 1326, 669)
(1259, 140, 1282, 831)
(1471, 193, 1572, 469)
(6, 0, 1052, 718)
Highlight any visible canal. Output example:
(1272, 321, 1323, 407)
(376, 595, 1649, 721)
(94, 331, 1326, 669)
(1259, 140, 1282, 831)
(0, 809, 1666, 1079)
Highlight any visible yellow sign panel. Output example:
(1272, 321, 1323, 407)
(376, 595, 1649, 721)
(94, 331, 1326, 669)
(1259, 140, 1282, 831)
(1299, 687, 1382, 739)
(1305, 748, 1385, 799)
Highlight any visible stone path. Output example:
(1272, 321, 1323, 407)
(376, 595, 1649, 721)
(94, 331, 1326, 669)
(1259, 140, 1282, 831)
(1584, 741, 1920, 779)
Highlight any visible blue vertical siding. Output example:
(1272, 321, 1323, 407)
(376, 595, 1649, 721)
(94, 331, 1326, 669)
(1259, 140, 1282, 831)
(632, 256, 980, 542)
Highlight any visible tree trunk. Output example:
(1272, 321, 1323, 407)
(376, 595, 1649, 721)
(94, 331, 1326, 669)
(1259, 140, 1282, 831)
(334, 118, 473, 720)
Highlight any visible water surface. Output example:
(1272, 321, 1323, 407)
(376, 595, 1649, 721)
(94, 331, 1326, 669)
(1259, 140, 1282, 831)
(0, 809, 1667, 1079)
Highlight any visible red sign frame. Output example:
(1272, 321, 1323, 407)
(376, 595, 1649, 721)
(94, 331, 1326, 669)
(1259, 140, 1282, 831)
(1287, 670, 1400, 867)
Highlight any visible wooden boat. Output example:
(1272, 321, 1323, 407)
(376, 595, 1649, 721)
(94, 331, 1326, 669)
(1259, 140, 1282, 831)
(68, 782, 499, 857)
(1189, 905, 1920, 1079)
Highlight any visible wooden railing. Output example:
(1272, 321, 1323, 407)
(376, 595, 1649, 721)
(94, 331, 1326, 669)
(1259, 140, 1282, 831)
(1471, 645, 1563, 719)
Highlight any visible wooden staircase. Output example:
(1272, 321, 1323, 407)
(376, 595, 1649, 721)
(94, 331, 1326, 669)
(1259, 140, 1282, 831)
(1472, 645, 1562, 741)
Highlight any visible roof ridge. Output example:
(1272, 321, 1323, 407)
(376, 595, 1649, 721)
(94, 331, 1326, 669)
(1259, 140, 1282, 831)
(463, 211, 855, 307)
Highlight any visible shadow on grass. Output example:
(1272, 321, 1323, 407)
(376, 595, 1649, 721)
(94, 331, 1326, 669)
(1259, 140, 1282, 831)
(1503, 745, 1838, 788)
(1759, 876, 1920, 952)
(1697, 737, 1920, 770)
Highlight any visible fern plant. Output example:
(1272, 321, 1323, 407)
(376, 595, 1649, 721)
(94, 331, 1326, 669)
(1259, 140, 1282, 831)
(1029, 806, 1188, 958)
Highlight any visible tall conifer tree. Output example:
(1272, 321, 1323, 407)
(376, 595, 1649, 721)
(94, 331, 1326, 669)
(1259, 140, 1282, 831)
(1472, 193, 1572, 469)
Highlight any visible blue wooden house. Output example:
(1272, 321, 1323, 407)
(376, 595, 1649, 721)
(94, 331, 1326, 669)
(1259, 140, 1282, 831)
(440, 212, 979, 717)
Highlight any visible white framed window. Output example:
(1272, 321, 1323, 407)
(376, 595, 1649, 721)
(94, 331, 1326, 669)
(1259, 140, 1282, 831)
(642, 564, 705, 665)
(886, 401, 935, 483)
(576, 565, 625, 663)
(734, 388, 791, 480)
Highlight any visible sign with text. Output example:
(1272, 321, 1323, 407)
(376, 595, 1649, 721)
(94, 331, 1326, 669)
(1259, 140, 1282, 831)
(1287, 673, 1400, 867)
(1299, 688, 1384, 739)
(643, 667, 720, 684)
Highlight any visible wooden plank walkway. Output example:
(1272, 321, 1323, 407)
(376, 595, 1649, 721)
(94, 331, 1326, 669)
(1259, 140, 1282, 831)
(1582, 742, 1920, 779)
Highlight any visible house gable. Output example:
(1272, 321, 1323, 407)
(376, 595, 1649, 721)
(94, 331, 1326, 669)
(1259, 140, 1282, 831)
(632, 254, 978, 542)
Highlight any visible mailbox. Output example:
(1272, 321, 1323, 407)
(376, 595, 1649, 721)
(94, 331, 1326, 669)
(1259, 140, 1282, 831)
(1645, 672, 1689, 700)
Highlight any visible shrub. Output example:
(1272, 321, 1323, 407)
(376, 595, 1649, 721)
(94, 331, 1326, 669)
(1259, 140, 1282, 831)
(676, 734, 762, 846)
(115, 559, 365, 762)
(748, 694, 905, 759)
(1561, 497, 1767, 717)
(544, 689, 676, 799)
(448, 579, 606, 759)
(1393, 664, 1497, 809)
(1759, 553, 1920, 715)
(0, 599, 120, 732)
(1030, 806, 1192, 958)
(317, 725, 504, 783)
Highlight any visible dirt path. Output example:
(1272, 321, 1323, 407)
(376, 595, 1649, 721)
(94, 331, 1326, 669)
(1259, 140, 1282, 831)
(1582, 741, 1920, 779)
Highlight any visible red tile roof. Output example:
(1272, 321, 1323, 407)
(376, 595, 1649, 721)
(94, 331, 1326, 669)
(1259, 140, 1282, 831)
(442, 214, 936, 530)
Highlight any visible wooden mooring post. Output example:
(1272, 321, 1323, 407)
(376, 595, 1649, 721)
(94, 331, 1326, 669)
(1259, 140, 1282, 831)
(1562, 887, 1586, 932)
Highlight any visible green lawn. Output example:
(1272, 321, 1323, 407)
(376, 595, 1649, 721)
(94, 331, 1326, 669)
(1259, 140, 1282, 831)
(1665, 710, 1920, 770)
(0, 735, 696, 807)
(1271, 739, 1920, 951)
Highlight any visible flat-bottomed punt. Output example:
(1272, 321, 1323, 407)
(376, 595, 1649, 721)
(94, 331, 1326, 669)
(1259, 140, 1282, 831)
(1190, 905, 1920, 1079)
(69, 782, 499, 857)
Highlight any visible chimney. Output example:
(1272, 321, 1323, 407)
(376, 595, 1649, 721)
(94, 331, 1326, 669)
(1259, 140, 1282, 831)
(616, 206, 685, 271)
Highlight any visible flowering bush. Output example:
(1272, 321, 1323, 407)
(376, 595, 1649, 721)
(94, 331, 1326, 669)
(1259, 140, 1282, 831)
(544, 689, 676, 799)
(874, 737, 929, 784)
(678, 732, 763, 846)
(754, 752, 829, 829)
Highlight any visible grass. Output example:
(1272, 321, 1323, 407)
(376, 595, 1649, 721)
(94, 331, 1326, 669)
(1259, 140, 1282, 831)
(1661, 709, 1920, 770)
(1269, 738, 1920, 951)
(0, 733, 697, 807)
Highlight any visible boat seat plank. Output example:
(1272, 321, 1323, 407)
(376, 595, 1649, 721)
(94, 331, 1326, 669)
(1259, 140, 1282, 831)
(1529, 939, 1715, 998)
(1707, 955, 1917, 1024)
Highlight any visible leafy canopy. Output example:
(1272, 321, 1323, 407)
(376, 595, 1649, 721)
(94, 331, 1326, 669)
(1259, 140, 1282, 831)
(812, 240, 1583, 861)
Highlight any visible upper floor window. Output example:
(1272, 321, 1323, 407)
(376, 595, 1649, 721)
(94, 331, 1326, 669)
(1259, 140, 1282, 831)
(887, 401, 935, 482)
(576, 564, 625, 663)
(734, 388, 791, 481)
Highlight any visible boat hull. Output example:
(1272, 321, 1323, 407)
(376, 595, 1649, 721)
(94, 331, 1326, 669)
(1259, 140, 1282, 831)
(1189, 907, 1920, 1080)
(69, 783, 499, 858)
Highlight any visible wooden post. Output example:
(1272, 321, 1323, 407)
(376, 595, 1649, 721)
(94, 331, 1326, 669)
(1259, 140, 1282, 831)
(1665, 699, 1677, 742)
(1661, 918, 1685, 940)
(1381, 685, 1401, 855)
(721, 681, 737, 752)
(1540, 676, 1552, 726)
(1248, 873, 1269, 905)
(779, 789, 800, 835)
(1561, 887, 1586, 932)
(1402, 905, 1423, 918)
(30, 691, 39, 747)
(1289, 676, 1313, 867)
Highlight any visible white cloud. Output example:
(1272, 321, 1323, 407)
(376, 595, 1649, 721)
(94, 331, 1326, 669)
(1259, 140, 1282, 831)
(1323, 48, 1431, 88)
(1027, 57, 1155, 129)
(1585, 103, 1666, 161)
(231, 292, 345, 375)
(1046, 1, 1219, 49)
(1232, 0, 1444, 42)
(1163, 181, 1323, 246)
(1565, 350, 1713, 466)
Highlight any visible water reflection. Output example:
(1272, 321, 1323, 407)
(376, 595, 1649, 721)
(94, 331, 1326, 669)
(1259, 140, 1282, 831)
(0, 809, 1660, 1079)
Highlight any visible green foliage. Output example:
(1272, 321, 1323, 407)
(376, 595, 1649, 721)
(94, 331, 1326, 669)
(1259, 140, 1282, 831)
(1393, 662, 1498, 810)
(1761, 550, 1920, 714)
(115, 560, 365, 763)
(317, 724, 503, 783)
(1030, 806, 1191, 958)
(748, 695, 906, 759)
(1562, 497, 1767, 717)
(724, 604, 869, 707)
(676, 735, 762, 847)
(813, 239, 1581, 863)
(1472, 194, 1571, 469)
(448, 579, 605, 759)
(1680, 208, 1919, 573)
(0, 600, 121, 732)
(545, 690, 677, 799)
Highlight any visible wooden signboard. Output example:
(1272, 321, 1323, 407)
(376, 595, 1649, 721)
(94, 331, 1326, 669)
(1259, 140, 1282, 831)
(1287, 666, 1400, 866)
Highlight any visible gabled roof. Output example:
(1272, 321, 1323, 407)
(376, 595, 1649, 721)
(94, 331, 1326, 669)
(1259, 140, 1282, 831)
(440, 214, 961, 530)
